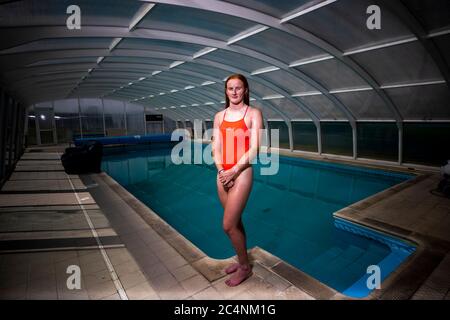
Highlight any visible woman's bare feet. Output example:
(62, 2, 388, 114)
(225, 264, 252, 287)
(224, 263, 240, 274)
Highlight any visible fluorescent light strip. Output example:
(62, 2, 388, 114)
(344, 37, 418, 55)
(380, 80, 446, 89)
(329, 87, 373, 94)
(250, 97, 256, 101)
(201, 81, 216, 86)
(159, 92, 165, 95)
(262, 94, 284, 100)
(152, 70, 162, 76)
(291, 91, 322, 97)
(280, 0, 337, 23)
(170, 61, 185, 68)
(193, 47, 217, 59)
(170, 89, 178, 93)
(191, 104, 199, 107)
(109, 38, 123, 51)
(97, 56, 104, 64)
(170, 106, 176, 109)
(428, 28, 450, 38)
(227, 25, 269, 45)
(139, 77, 146, 81)
(289, 55, 333, 67)
(129, 3, 155, 31)
(204, 102, 215, 105)
(184, 85, 195, 90)
(251, 66, 280, 75)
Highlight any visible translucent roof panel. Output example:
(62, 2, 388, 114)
(385, 84, 450, 120)
(294, 95, 346, 120)
(156, 72, 211, 87)
(200, 49, 271, 74)
(223, 0, 310, 19)
(99, 63, 165, 74)
(200, 83, 225, 101)
(290, 0, 414, 52)
(332, 90, 394, 120)
(247, 79, 283, 99)
(256, 69, 317, 95)
(138, 4, 256, 42)
(237, 28, 326, 64)
(293, 59, 368, 90)
(0, 0, 141, 27)
(117, 38, 204, 56)
(402, 0, 450, 32)
(352, 42, 443, 85)
(141, 77, 194, 91)
(254, 101, 284, 120)
(176, 63, 231, 82)
(26, 56, 98, 67)
(0, 38, 112, 55)
(102, 56, 174, 66)
(264, 98, 311, 120)
(88, 70, 147, 80)
(196, 105, 218, 118)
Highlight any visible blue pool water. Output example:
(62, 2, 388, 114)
(101, 143, 415, 297)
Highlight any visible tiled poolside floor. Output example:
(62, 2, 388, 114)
(0, 145, 449, 300)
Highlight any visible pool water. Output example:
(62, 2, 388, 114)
(102, 143, 415, 297)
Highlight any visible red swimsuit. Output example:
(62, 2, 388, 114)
(219, 106, 250, 170)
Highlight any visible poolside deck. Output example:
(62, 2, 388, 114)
(0, 145, 449, 300)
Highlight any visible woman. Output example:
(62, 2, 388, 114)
(212, 74, 263, 287)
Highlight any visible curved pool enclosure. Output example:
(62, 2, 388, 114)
(102, 143, 416, 298)
(1, 0, 449, 301)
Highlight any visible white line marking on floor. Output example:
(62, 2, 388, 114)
(63, 168, 129, 300)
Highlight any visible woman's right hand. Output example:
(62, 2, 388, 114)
(219, 170, 235, 188)
(225, 180, 234, 189)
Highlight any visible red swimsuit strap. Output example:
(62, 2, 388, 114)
(222, 105, 249, 123)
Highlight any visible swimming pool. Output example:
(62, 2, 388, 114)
(101, 143, 416, 298)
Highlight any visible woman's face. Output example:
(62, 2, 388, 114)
(226, 78, 246, 105)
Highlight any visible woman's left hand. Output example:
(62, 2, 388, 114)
(219, 168, 238, 187)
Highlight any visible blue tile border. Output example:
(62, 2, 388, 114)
(334, 217, 416, 298)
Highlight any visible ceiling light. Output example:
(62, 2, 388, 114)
(289, 55, 333, 67)
(227, 25, 269, 45)
(129, 3, 155, 31)
(193, 47, 217, 59)
(109, 38, 123, 51)
(170, 61, 185, 68)
(251, 66, 280, 75)
(344, 37, 418, 56)
(262, 94, 284, 100)
(280, 0, 337, 23)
